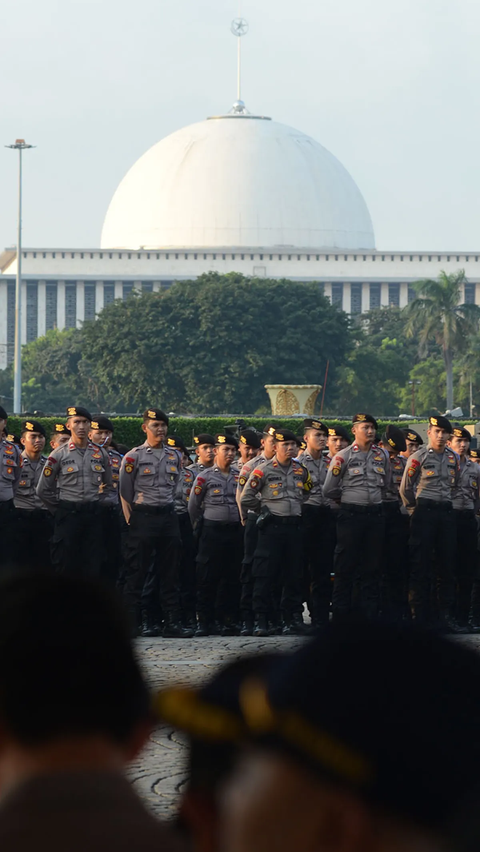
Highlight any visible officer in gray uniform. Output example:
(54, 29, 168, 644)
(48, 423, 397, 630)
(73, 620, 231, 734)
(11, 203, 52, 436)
(238, 429, 262, 468)
(189, 433, 242, 637)
(0, 406, 22, 569)
(240, 428, 312, 637)
(236, 424, 278, 636)
(188, 434, 216, 477)
(37, 406, 113, 579)
(89, 416, 123, 584)
(378, 425, 408, 621)
(14, 419, 52, 571)
(300, 418, 331, 629)
(49, 423, 71, 451)
(170, 435, 196, 631)
(448, 426, 480, 630)
(120, 408, 192, 639)
(323, 413, 391, 621)
(401, 428, 424, 459)
(400, 415, 460, 629)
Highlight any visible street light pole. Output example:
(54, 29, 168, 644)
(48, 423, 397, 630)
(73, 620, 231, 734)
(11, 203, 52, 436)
(5, 139, 35, 414)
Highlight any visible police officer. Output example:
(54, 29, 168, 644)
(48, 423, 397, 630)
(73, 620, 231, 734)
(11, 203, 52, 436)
(238, 429, 262, 467)
(88, 416, 123, 585)
(400, 415, 460, 629)
(379, 425, 408, 621)
(325, 425, 351, 462)
(119, 408, 192, 638)
(36, 406, 113, 578)
(401, 428, 423, 459)
(189, 433, 242, 637)
(448, 426, 479, 631)
(301, 418, 332, 629)
(236, 424, 278, 636)
(14, 419, 52, 571)
(49, 423, 71, 450)
(189, 434, 216, 476)
(0, 406, 22, 570)
(295, 436, 306, 457)
(323, 413, 390, 621)
(240, 429, 312, 637)
(170, 435, 196, 631)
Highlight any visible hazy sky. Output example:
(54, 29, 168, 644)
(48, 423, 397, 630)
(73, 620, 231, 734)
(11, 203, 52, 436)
(1, 0, 479, 251)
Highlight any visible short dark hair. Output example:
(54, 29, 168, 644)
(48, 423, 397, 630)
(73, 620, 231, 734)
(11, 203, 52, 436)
(0, 572, 150, 746)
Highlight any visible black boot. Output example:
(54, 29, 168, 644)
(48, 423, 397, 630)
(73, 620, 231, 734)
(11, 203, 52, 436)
(240, 618, 254, 636)
(140, 610, 161, 637)
(183, 612, 197, 632)
(127, 608, 141, 639)
(221, 616, 240, 637)
(163, 614, 194, 638)
(282, 612, 307, 636)
(253, 614, 269, 637)
(195, 617, 209, 637)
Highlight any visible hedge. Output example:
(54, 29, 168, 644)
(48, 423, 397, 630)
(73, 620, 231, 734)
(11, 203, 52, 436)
(4, 415, 461, 450)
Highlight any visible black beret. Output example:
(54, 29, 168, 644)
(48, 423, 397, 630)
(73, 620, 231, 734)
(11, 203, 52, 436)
(402, 428, 423, 445)
(429, 415, 452, 433)
(5, 433, 21, 446)
(383, 424, 406, 453)
(295, 435, 307, 450)
(66, 406, 91, 421)
(240, 620, 480, 831)
(352, 413, 378, 429)
(21, 419, 46, 438)
(451, 426, 471, 441)
(167, 434, 186, 452)
(274, 429, 298, 443)
(90, 416, 114, 433)
(0, 406, 7, 420)
(53, 423, 70, 435)
(239, 430, 262, 449)
(215, 433, 239, 449)
(193, 433, 216, 447)
(469, 449, 479, 460)
(262, 423, 278, 437)
(143, 408, 169, 425)
(303, 418, 328, 434)
(327, 425, 351, 442)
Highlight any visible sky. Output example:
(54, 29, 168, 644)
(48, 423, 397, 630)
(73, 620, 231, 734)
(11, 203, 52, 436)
(1, 0, 479, 251)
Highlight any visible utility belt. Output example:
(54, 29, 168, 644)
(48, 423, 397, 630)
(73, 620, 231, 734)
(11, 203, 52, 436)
(203, 519, 240, 528)
(58, 500, 101, 514)
(416, 498, 452, 511)
(257, 507, 301, 529)
(302, 504, 331, 515)
(132, 503, 174, 516)
(16, 507, 50, 518)
(341, 502, 383, 515)
(453, 507, 475, 517)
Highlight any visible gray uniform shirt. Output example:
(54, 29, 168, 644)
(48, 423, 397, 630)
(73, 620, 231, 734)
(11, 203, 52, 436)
(452, 457, 480, 511)
(105, 447, 123, 505)
(323, 443, 391, 506)
(188, 466, 240, 525)
(0, 439, 22, 502)
(236, 452, 266, 519)
(119, 441, 182, 523)
(175, 467, 194, 515)
(400, 445, 460, 511)
(36, 440, 113, 512)
(187, 461, 213, 477)
(14, 452, 47, 510)
(384, 453, 407, 503)
(301, 451, 328, 508)
(240, 456, 311, 518)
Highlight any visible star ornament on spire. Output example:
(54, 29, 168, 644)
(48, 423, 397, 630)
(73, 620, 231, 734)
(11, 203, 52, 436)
(231, 17, 249, 36)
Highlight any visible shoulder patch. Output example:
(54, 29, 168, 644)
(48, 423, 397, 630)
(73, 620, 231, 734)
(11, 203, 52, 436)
(252, 468, 264, 478)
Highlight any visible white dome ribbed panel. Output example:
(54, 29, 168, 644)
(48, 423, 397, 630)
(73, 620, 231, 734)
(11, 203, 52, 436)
(101, 116, 375, 250)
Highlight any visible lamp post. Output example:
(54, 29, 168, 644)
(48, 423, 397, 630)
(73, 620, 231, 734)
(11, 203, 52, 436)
(5, 139, 35, 414)
(408, 380, 421, 417)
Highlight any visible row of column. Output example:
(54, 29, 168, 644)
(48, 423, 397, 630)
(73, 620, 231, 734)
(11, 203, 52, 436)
(323, 282, 480, 312)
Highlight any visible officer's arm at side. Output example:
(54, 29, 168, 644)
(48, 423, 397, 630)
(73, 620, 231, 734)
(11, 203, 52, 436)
(12, 446, 22, 495)
(240, 467, 266, 512)
(188, 474, 207, 525)
(322, 453, 346, 501)
(36, 452, 60, 512)
(119, 452, 138, 524)
(399, 453, 422, 512)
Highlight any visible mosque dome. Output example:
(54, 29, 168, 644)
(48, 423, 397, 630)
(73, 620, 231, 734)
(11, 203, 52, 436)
(100, 103, 375, 251)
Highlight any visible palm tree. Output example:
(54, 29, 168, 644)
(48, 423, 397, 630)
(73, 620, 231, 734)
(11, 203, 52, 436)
(404, 270, 480, 411)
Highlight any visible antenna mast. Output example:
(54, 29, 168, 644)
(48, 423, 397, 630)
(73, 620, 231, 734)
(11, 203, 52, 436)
(231, 7, 249, 103)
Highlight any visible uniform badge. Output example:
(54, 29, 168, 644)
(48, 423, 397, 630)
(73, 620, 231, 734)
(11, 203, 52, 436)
(44, 467, 53, 477)
(4, 447, 13, 456)
(169, 466, 177, 472)
(408, 468, 416, 477)
(142, 467, 152, 474)
(92, 451, 101, 459)
(473, 481, 478, 488)
(94, 464, 103, 472)
(253, 469, 264, 478)
(332, 467, 341, 476)
(66, 466, 75, 473)
(250, 478, 259, 488)
(239, 476, 246, 486)
(194, 484, 202, 495)
(19, 480, 27, 487)
(426, 470, 436, 477)
(125, 464, 134, 474)
(213, 488, 221, 494)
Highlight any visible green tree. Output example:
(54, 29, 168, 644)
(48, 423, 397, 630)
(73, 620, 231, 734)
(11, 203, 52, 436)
(404, 270, 480, 411)
(397, 358, 446, 416)
(20, 328, 86, 413)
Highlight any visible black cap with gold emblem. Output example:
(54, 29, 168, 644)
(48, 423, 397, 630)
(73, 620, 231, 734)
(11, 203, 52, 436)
(327, 425, 351, 442)
(143, 408, 169, 425)
(215, 433, 239, 449)
(451, 426, 471, 441)
(167, 435, 187, 452)
(429, 415, 452, 433)
(274, 429, 298, 443)
(239, 429, 262, 449)
(383, 425, 407, 453)
(262, 423, 279, 437)
(66, 406, 92, 421)
(193, 433, 216, 447)
(352, 413, 378, 429)
(21, 419, 46, 438)
(402, 428, 423, 445)
(303, 418, 328, 435)
(0, 406, 7, 420)
(90, 415, 114, 433)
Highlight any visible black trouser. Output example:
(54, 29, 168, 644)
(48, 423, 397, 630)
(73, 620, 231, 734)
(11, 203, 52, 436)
(408, 499, 456, 623)
(381, 502, 409, 622)
(252, 518, 303, 618)
(239, 513, 259, 619)
(302, 505, 336, 626)
(100, 504, 122, 585)
(53, 501, 104, 577)
(454, 509, 477, 625)
(0, 500, 16, 571)
(14, 508, 53, 572)
(123, 505, 181, 618)
(177, 512, 196, 619)
(196, 520, 242, 624)
(333, 503, 385, 621)
(470, 517, 480, 622)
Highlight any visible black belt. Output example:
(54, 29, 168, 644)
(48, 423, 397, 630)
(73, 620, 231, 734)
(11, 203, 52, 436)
(58, 500, 101, 513)
(203, 519, 240, 528)
(303, 504, 331, 514)
(341, 502, 383, 515)
(16, 508, 50, 518)
(132, 503, 174, 515)
(417, 498, 452, 510)
(453, 508, 475, 516)
(270, 516, 302, 526)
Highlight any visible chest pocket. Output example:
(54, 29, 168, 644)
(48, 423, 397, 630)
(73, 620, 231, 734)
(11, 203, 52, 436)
(266, 481, 283, 498)
(90, 460, 105, 483)
(139, 466, 155, 484)
(208, 485, 224, 503)
(347, 465, 364, 478)
(2, 456, 17, 481)
(61, 461, 79, 484)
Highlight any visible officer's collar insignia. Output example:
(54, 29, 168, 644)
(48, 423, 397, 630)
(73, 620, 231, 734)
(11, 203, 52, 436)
(68, 441, 75, 450)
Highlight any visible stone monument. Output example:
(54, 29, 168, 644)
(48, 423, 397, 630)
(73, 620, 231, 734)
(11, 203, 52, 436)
(264, 384, 321, 416)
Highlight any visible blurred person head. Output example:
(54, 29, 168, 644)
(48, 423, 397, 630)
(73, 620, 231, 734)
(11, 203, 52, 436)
(218, 620, 480, 852)
(238, 430, 262, 465)
(0, 572, 151, 792)
(303, 419, 328, 456)
(351, 414, 377, 450)
(427, 416, 452, 452)
(20, 420, 46, 458)
(88, 416, 115, 448)
(449, 427, 471, 459)
(327, 426, 351, 457)
(49, 423, 70, 449)
(154, 653, 285, 852)
(401, 428, 423, 458)
(194, 434, 216, 467)
(142, 408, 169, 448)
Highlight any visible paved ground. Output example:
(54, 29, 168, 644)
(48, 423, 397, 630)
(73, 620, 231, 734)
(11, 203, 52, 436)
(128, 633, 480, 820)
(127, 635, 303, 819)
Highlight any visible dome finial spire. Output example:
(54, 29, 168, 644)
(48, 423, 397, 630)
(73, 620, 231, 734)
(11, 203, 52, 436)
(231, 7, 249, 104)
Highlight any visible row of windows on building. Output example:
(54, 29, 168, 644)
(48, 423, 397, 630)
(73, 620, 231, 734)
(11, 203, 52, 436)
(22, 251, 480, 263)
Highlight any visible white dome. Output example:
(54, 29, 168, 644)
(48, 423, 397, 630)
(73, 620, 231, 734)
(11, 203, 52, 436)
(101, 110, 375, 251)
